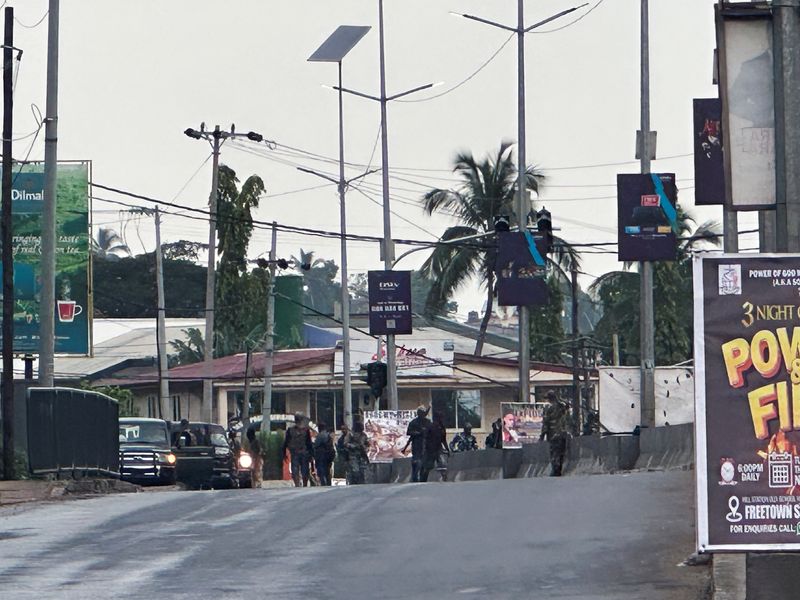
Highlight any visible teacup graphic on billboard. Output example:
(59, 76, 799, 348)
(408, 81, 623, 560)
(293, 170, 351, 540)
(57, 300, 82, 322)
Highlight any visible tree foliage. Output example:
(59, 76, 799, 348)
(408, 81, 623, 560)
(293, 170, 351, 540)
(529, 275, 566, 363)
(290, 249, 341, 315)
(92, 227, 131, 261)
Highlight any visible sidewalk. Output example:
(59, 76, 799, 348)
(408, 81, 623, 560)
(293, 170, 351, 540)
(0, 480, 67, 506)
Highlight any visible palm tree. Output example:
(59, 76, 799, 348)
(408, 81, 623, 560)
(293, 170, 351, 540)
(92, 227, 130, 260)
(420, 141, 565, 356)
(589, 207, 720, 365)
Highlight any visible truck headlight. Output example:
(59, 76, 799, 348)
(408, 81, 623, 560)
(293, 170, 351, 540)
(158, 452, 176, 465)
(238, 453, 253, 469)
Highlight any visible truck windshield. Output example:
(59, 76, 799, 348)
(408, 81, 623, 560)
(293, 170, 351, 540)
(119, 422, 169, 446)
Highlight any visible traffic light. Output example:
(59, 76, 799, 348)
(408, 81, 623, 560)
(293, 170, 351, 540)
(535, 206, 553, 253)
(366, 361, 388, 399)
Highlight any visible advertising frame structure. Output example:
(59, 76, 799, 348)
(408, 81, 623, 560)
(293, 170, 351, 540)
(363, 409, 415, 463)
(694, 253, 800, 552)
(715, 3, 776, 211)
(499, 402, 546, 449)
(693, 98, 726, 206)
(3, 161, 92, 355)
(495, 232, 549, 306)
(367, 270, 412, 336)
(616, 173, 678, 262)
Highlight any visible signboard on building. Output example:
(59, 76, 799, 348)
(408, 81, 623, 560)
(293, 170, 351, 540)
(363, 410, 415, 463)
(0, 163, 90, 354)
(693, 98, 726, 206)
(716, 5, 776, 210)
(617, 173, 678, 262)
(694, 254, 800, 551)
(500, 402, 545, 448)
(335, 337, 454, 378)
(368, 270, 412, 335)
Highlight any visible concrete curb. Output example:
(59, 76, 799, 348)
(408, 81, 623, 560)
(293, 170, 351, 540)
(713, 554, 745, 600)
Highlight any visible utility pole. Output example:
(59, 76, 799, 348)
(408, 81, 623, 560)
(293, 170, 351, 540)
(154, 207, 169, 419)
(639, 0, 656, 429)
(571, 262, 579, 432)
(184, 124, 268, 422)
(261, 222, 277, 431)
(39, 0, 59, 387)
(1, 6, 13, 479)
(241, 348, 252, 432)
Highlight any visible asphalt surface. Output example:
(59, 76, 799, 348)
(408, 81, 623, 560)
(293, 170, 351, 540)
(0, 471, 710, 600)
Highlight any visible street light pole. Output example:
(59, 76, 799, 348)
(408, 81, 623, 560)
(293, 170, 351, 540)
(454, 2, 587, 404)
(184, 124, 269, 423)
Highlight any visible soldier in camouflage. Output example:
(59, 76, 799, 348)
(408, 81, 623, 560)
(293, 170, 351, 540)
(345, 420, 370, 485)
(539, 390, 571, 476)
(449, 423, 478, 453)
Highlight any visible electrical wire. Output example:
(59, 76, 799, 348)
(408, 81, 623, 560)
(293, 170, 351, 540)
(15, 10, 48, 29)
(530, 0, 607, 34)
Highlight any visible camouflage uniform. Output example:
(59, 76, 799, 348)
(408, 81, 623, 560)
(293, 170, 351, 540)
(449, 431, 478, 453)
(540, 397, 571, 476)
(345, 430, 369, 485)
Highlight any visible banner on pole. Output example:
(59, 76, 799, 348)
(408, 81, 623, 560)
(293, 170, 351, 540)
(694, 254, 800, 552)
(617, 173, 678, 262)
(693, 98, 726, 206)
(495, 232, 549, 306)
(368, 270, 412, 335)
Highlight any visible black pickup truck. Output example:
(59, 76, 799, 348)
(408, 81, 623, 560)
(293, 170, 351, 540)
(170, 421, 240, 489)
(118, 418, 177, 485)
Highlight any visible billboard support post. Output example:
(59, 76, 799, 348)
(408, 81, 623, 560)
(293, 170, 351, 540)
(39, 0, 59, 387)
(1, 6, 12, 479)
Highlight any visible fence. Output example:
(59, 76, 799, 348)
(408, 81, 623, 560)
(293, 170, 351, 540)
(27, 387, 119, 477)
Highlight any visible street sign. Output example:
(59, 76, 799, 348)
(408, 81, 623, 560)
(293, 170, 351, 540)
(617, 173, 678, 262)
(495, 231, 549, 306)
(367, 270, 412, 335)
(694, 254, 800, 551)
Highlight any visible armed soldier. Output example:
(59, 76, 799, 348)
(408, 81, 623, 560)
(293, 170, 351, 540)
(404, 405, 431, 482)
(539, 390, 571, 476)
(449, 423, 478, 453)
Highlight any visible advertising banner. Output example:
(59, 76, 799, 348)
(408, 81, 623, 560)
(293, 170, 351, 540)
(363, 410, 415, 463)
(1, 163, 90, 354)
(617, 173, 678, 262)
(368, 270, 412, 335)
(495, 231, 549, 306)
(694, 254, 800, 551)
(500, 402, 546, 448)
(693, 98, 726, 206)
(717, 7, 776, 210)
(335, 337, 454, 377)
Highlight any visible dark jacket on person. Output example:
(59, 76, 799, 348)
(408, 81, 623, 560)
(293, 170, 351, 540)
(424, 420, 448, 459)
(406, 415, 431, 459)
(313, 431, 335, 464)
(282, 425, 313, 456)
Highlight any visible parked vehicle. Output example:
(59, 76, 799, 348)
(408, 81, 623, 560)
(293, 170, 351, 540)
(118, 418, 177, 485)
(170, 421, 238, 489)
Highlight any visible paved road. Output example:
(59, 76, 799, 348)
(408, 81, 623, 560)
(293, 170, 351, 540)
(0, 471, 709, 600)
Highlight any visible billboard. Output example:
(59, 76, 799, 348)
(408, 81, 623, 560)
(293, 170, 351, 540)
(335, 337, 454, 377)
(363, 410, 415, 463)
(495, 231, 549, 306)
(368, 270, 412, 335)
(1, 163, 90, 354)
(693, 98, 726, 206)
(500, 402, 546, 448)
(716, 6, 775, 210)
(694, 254, 800, 551)
(617, 173, 678, 262)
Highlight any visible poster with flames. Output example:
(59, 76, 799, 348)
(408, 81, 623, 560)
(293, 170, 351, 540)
(363, 410, 415, 463)
(695, 254, 800, 551)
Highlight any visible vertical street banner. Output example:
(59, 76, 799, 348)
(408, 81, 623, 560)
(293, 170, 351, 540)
(500, 402, 545, 448)
(693, 98, 726, 206)
(1, 163, 90, 354)
(363, 410, 415, 463)
(716, 6, 776, 210)
(617, 173, 678, 262)
(695, 254, 800, 551)
(495, 231, 549, 306)
(368, 270, 412, 335)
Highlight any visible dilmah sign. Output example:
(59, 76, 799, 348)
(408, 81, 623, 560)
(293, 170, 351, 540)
(335, 338, 454, 378)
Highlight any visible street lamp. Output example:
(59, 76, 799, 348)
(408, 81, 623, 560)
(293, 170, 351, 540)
(331, 0, 441, 410)
(452, 1, 587, 405)
(183, 123, 271, 422)
(305, 24, 371, 428)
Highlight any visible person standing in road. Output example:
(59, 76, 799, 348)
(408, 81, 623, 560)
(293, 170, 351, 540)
(313, 422, 336, 486)
(539, 390, 571, 477)
(404, 406, 431, 483)
(246, 427, 263, 489)
(281, 412, 314, 487)
(485, 418, 503, 449)
(449, 423, 478, 453)
(421, 411, 449, 483)
(345, 421, 370, 485)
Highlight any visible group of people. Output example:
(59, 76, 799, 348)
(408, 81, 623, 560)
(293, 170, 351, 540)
(280, 412, 370, 487)
(403, 406, 480, 483)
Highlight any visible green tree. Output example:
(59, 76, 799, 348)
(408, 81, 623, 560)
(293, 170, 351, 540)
(168, 327, 205, 366)
(420, 141, 577, 355)
(530, 275, 566, 363)
(92, 227, 130, 260)
(82, 384, 139, 417)
(290, 249, 341, 314)
(214, 165, 269, 357)
(590, 208, 720, 365)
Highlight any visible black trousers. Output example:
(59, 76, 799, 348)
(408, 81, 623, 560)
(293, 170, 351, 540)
(549, 435, 567, 476)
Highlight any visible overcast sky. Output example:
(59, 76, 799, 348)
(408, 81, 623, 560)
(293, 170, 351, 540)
(8, 0, 756, 318)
